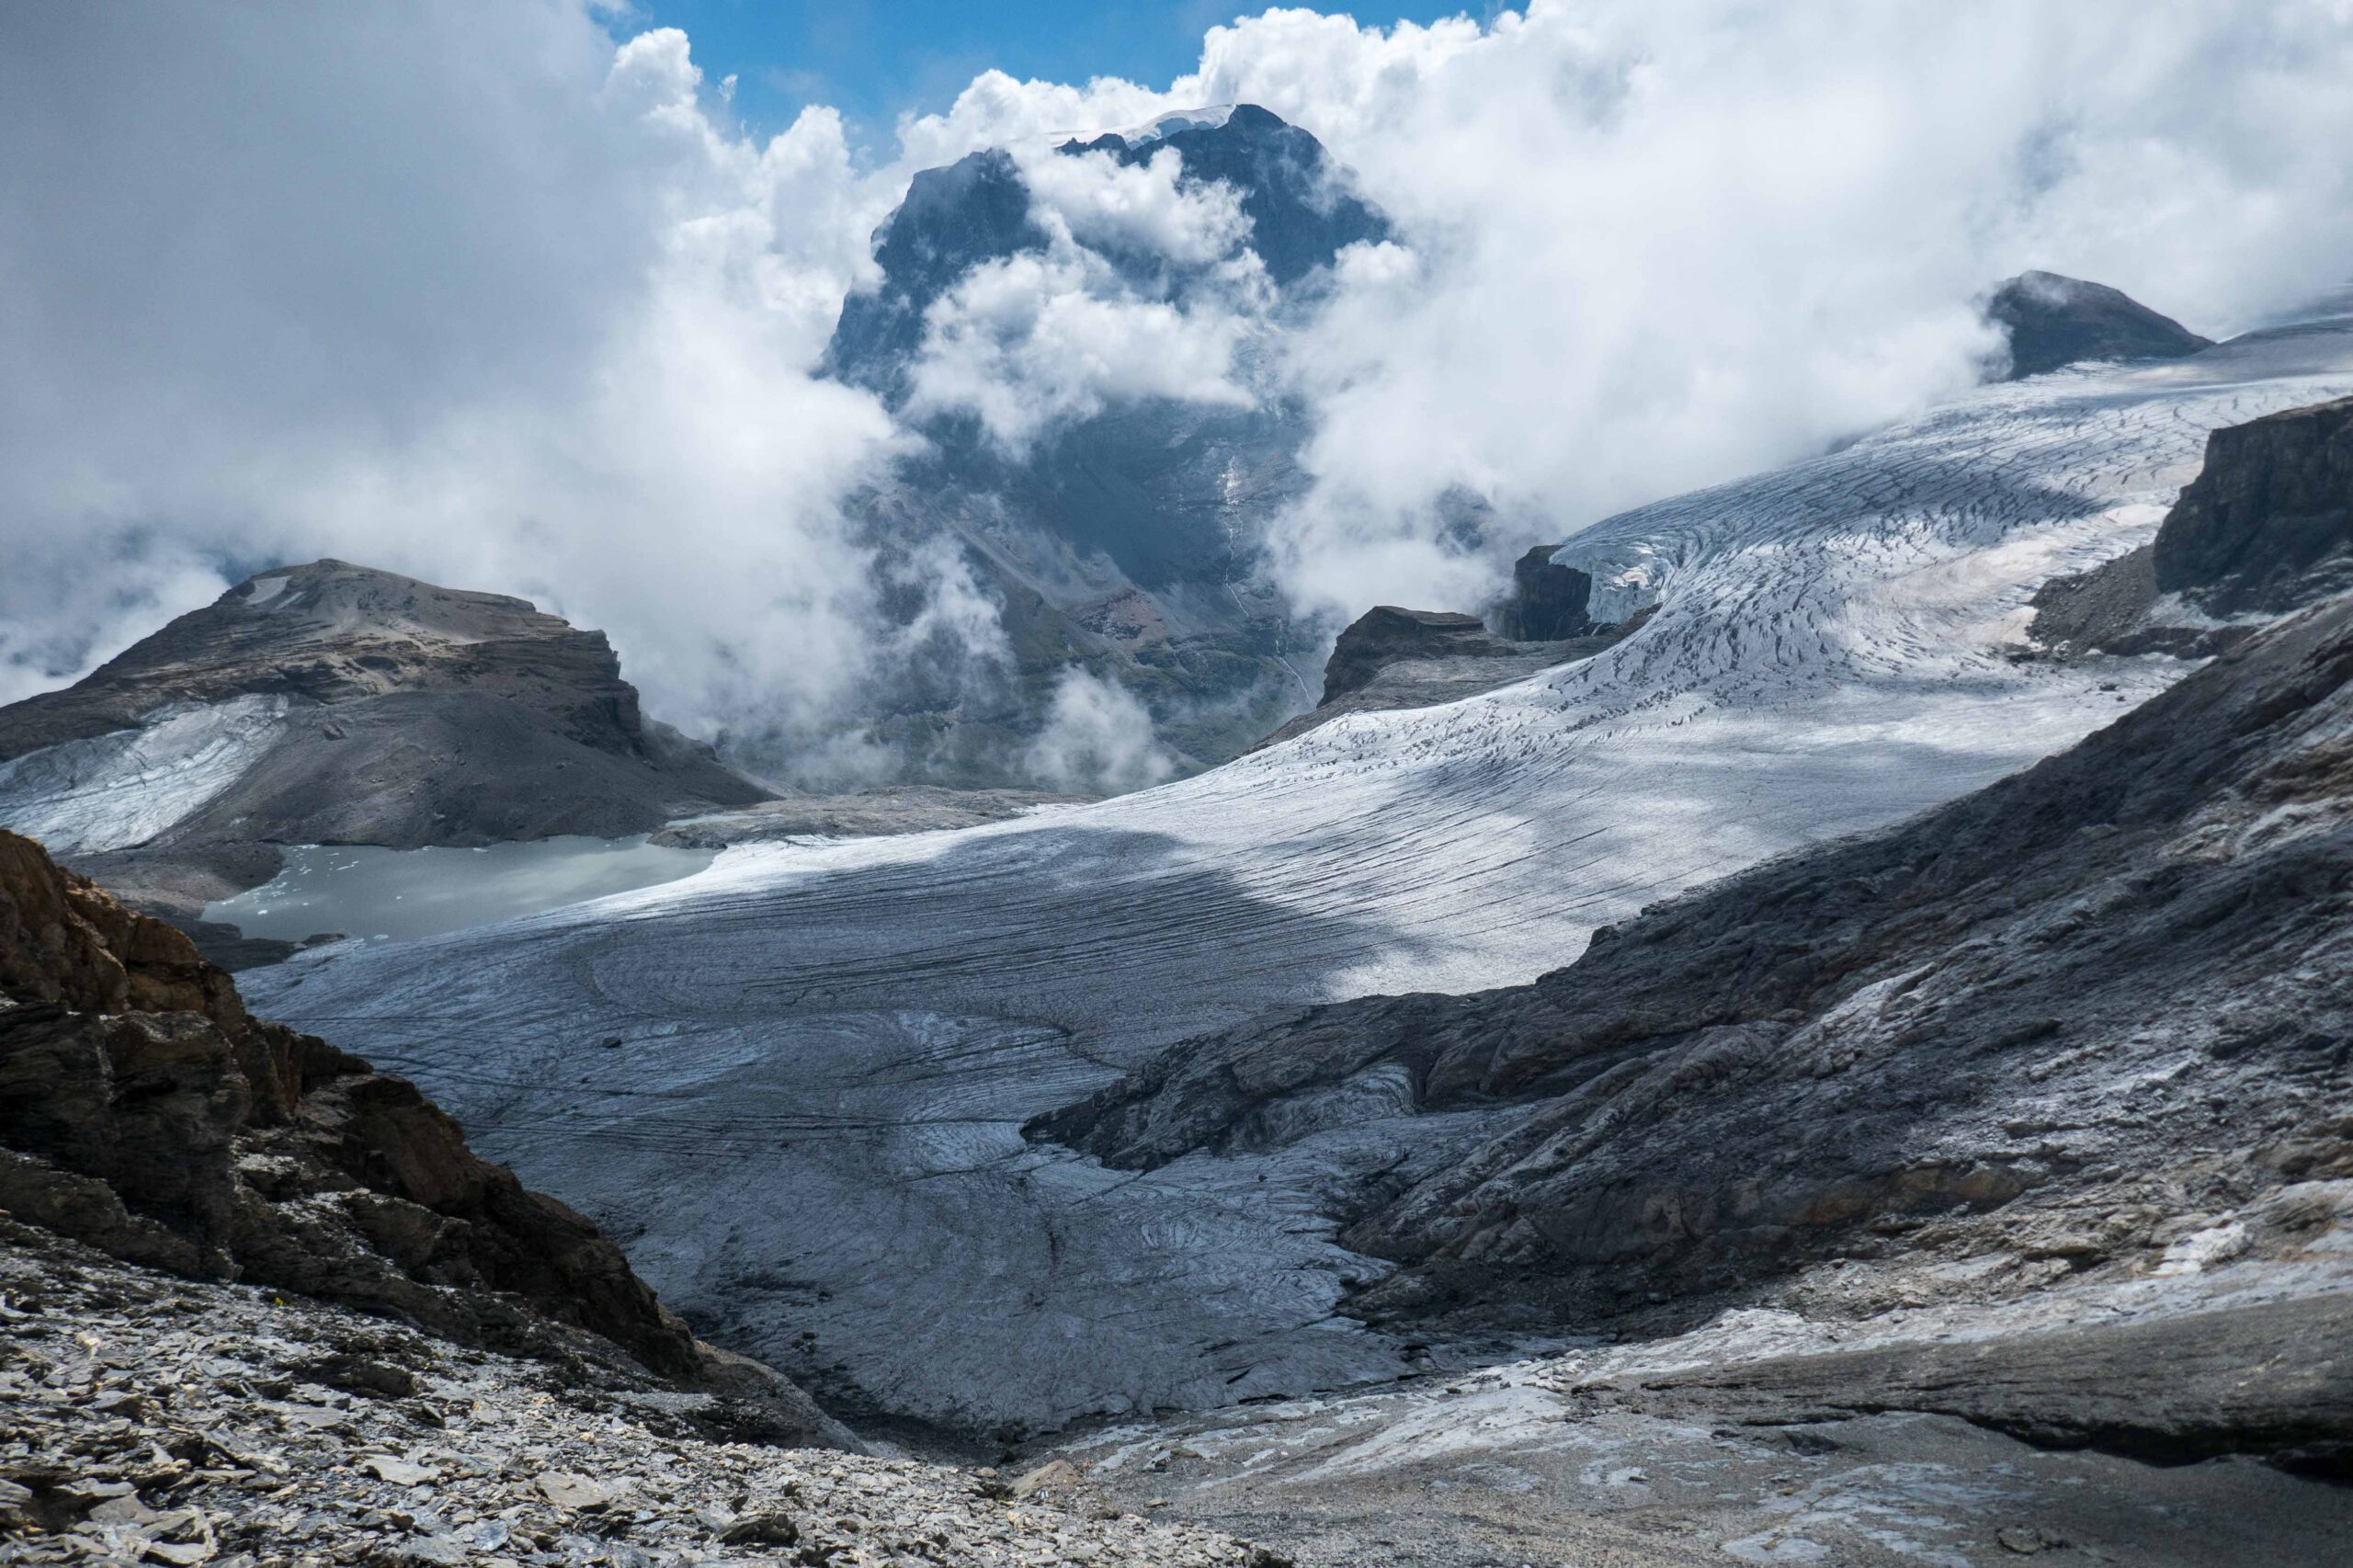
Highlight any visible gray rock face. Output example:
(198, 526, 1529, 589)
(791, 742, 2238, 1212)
(1489, 546, 1597, 642)
(2154, 392, 2353, 614)
(1031, 586, 2353, 1464)
(1318, 608, 1503, 703)
(2032, 392, 2353, 653)
(824, 148, 1047, 403)
(1987, 269, 2212, 380)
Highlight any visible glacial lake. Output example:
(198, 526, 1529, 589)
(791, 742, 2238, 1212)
(203, 835, 718, 944)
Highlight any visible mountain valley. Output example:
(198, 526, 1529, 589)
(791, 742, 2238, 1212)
(5, 31, 2352, 1566)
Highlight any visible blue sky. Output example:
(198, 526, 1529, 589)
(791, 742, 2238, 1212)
(620, 2, 1480, 145)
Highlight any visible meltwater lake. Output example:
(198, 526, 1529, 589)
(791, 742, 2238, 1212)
(203, 835, 718, 944)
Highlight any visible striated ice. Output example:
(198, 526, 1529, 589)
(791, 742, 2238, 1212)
(0, 695, 289, 853)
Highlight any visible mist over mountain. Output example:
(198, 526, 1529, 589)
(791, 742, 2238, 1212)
(790, 103, 1395, 784)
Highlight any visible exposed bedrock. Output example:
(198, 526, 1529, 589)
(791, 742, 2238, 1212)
(1319, 608, 1507, 703)
(2154, 391, 2353, 615)
(1596, 1286, 2353, 1477)
(1987, 269, 2213, 381)
(0, 828, 850, 1449)
(1490, 544, 1599, 642)
(2033, 392, 2353, 655)
(1030, 589, 2353, 1462)
(1251, 562, 1643, 750)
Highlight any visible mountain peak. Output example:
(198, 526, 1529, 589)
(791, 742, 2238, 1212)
(1987, 269, 2212, 379)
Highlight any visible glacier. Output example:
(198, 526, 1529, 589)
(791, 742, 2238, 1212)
(0, 695, 290, 855)
(243, 311, 2353, 1437)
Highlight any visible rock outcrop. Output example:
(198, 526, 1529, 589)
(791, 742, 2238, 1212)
(652, 785, 1084, 848)
(0, 828, 850, 1448)
(1253, 577, 1645, 750)
(1986, 269, 2212, 380)
(0, 560, 767, 958)
(1032, 585, 2353, 1462)
(1318, 608, 1507, 704)
(1489, 546, 1599, 642)
(2153, 391, 2353, 615)
(2032, 393, 2353, 653)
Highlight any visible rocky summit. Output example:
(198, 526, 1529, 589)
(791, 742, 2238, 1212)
(1986, 269, 2213, 380)
(0, 560, 765, 960)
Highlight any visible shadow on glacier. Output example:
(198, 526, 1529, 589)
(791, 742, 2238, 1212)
(248, 822, 1449, 1439)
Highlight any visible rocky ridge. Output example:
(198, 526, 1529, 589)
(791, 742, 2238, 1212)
(0, 560, 766, 960)
(1986, 270, 2212, 381)
(2032, 392, 2353, 655)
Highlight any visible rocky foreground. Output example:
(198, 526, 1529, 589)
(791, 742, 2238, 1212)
(0, 1217, 1279, 1568)
(0, 826, 1288, 1566)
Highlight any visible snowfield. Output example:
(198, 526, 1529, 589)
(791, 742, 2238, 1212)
(244, 313, 2353, 1436)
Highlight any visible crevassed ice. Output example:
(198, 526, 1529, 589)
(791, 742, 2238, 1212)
(0, 695, 289, 854)
(246, 314, 2353, 1435)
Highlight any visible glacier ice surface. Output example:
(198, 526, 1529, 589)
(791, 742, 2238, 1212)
(244, 315, 2353, 1435)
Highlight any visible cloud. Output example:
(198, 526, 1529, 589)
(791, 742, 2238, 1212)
(1017, 143, 1254, 267)
(5, 0, 2352, 758)
(0, 6, 916, 745)
(896, 140, 1270, 451)
(875, 2, 2353, 623)
(1022, 669, 1177, 794)
(904, 248, 1258, 451)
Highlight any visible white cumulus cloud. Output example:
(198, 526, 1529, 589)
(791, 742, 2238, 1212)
(1022, 669, 1177, 794)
